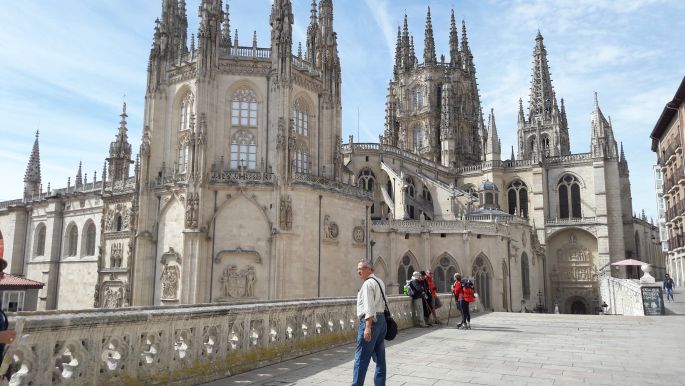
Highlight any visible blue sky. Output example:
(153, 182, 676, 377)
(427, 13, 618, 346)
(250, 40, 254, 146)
(1, 0, 684, 221)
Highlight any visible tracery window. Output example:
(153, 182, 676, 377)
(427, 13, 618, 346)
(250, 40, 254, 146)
(65, 224, 78, 257)
(541, 135, 551, 156)
(472, 254, 492, 310)
(558, 174, 581, 219)
(528, 135, 537, 156)
(34, 223, 46, 257)
(84, 222, 96, 257)
(397, 254, 416, 295)
(412, 87, 424, 110)
(178, 91, 194, 131)
(412, 126, 423, 149)
(178, 140, 189, 174)
(358, 169, 376, 192)
(292, 99, 309, 136)
(231, 88, 258, 127)
(230, 131, 257, 170)
(405, 177, 415, 198)
(521, 252, 530, 300)
(432, 255, 459, 293)
(294, 144, 310, 174)
(507, 180, 529, 218)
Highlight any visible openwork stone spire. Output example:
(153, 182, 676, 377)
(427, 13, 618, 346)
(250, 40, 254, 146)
(590, 92, 618, 159)
(528, 31, 556, 120)
(108, 102, 133, 182)
(449, 9, 459, 67)
(423, 7, 436, 66)
(24, 130, 41, 197)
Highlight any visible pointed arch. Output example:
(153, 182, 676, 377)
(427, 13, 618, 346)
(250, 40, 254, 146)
(472, 252, 493, 310)
(373, 256, 388, 282)
(431, 253, 460, 293)
(64, 222, 79, 257)
(209, 190, 273, 237)
(174, 86, 196, 132)
(230, 87, 258, 127)
(397, 251, 419, 294)
(230, 130, 257, 170)
(34, 223, 46, 257)
(82, 220, 97, 257)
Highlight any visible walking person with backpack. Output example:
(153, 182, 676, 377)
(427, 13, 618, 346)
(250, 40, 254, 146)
(452, 273, 463, 327)
(664, 273, 675, 302)
(425, 270, 442, 325)
(460, 278, 476, 329)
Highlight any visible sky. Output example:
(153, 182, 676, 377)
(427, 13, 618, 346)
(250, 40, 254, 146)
(1, 0, 684, 221)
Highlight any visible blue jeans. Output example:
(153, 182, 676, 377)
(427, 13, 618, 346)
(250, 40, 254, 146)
(666, 288, 674, 301)
(352, 314, 387, 386)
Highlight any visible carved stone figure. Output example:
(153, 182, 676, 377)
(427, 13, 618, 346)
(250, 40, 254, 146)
(280, 195, 293, 230)
(184, 193, 199, 228)
(323, 215, 338, 239)
(161, 265, 180, 301)
(221, 265, 257, 299)
(103, 287, 122, 309)
(110, 243, 123, 268)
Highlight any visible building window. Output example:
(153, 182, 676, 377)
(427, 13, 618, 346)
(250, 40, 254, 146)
(294, 145, 310, 174)
(521, 253, 530, 300)
(405, 177, 415, 198)
(412, 87, 423, 110)
(231, 88, 258, 127)
(412, 127, 423, 150)
(358, 169, 376, 192)
(293, 99, 309, 136)
(507, 180, 529, 218)
(528, 135, 537, 156)
(230, 131, 257, 170)
(65, 224, 78, 257)
(178, 141, 189, 174)
(115, 215, 123, 232)
(397, 254, 415, 295)
(178, 91, 194, 131)
(432, 255, 458, 293)
(541, 135, 551, 156)
(84, 222, 96, 257)
(472, 254, 492, 310)
(1, 291, 24, 312)
(34, 223, 46, 257)
(558, 175, 581, 219)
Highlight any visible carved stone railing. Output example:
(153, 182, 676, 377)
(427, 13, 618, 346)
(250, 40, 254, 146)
(226, 46, 271, 59)
(372, 218, 527, 234)
(599, 276, 645, 316)
(545, 217, 597, 226)
(292, 173, 372, 199)
(0, 199, 25, 209)
(545, 152, 593, 165)
(6, 295, 455, 385)
(208, 170, 276, 186)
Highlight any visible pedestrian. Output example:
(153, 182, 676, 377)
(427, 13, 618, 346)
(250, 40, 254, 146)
(664, 273, 675, 302)
(452, 273, 465, 328)
(425, 270, 442, 325)
(408, 272, 429, 327)
(461, 278, 476, 329)
(352, 260, 387, 386)
(419, 271, 434, 326)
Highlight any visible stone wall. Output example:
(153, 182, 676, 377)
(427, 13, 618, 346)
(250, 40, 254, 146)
(600, 275, 644, 316)
(6, 294, 457, 385)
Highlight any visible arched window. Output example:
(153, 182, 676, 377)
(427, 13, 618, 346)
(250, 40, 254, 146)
(421, 185, 432, 203)
(397, 254, 415, 295)
(178, 91, 194, 131)
(558, 175, 581, 219)
(412, 87, 423, 110)
(34, 223, 46, 257)
(507, 180, 529, 218)
(294, 144, 310, 174)
(178, 139, 189, 174)
(115, 215, 123, 232)
(528, 135, 537, 156)
(231, 88, 258, 127)
(412, 126, 423, 149)
(293, 99, 309, 136)
(84, 222, 96, 257)
(521, 253, 530, 300)
(432, 255, 459, 293)
(358, 169, 376, 192)
(230, 131, 257, 170)
(472, 254, 492, 310)
(485, 192, 494, 206)
(404, 177, 415, 198)
(541, 135, 551, 156)
(65, 224, 78, 257)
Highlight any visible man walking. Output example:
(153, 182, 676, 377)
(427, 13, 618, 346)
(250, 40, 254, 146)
(352, 260, 387, 386)
(664, 273, 675, 302)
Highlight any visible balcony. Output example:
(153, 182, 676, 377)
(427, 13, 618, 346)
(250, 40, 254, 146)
(544, 217, 597, 226)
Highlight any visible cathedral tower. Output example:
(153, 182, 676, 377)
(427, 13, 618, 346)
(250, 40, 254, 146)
(23, 131, 41, 199)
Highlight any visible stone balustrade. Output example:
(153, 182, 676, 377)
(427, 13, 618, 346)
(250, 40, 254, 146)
(5, 294, 456, 385)
(372, 217, 526, 235)
(600, 276, 645, 316)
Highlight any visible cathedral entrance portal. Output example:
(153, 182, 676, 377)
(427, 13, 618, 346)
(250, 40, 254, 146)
(570, 300, 587, 314)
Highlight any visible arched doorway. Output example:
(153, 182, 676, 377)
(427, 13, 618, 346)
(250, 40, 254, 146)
(570, 300, 587, 314)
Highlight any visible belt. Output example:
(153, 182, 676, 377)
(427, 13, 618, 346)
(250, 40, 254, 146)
(359, 313, 384, 322)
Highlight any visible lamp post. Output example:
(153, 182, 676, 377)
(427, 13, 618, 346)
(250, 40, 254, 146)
(601, 301, 609, 315)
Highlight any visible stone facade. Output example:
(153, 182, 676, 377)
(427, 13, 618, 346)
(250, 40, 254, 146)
(0, 1, 661, 314)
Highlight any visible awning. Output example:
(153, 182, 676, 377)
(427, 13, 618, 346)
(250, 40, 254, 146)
(610, 259, 645, 266)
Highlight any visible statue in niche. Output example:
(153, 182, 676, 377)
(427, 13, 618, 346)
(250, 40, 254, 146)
(185, 193, 199, 228)
(103, 287, 122, 309)
(323, 215, 338, 239)
(122, 207, 131, 230)
(160, 265, 180, 300)
(110, 243, 123, 268)
(279, 195, 293, 230)
(221, 265, 257, 299)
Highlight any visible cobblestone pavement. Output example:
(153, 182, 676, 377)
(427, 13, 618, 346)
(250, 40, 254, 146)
(205, 290, 685, 386)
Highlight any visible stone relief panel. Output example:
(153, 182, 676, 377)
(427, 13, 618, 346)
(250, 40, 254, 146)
(279, 195, 293, 230)
(219, 265, 257, 299)
(323, 215, 339, 240)
(352, 223, 365, 244)
(160, 248, 182, 302)
(184, 193, 200, 229)
(110, 243, 124, 268)
(100, 281, 130, 309)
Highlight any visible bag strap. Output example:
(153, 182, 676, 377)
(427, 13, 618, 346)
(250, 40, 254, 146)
(369, 277, 390, 313)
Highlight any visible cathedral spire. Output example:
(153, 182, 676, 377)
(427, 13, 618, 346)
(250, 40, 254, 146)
(518, 98, 525, 124)
(590, 92, 618, 159)
(222, 3, 232, 48)
(423, 7, 436, 66)
(409, 35, 416, 67)
(24, 130, 41, 198)
(270, 0, 294, 80)
(401, 14, 411, 70)
(107, 102, 133, 182)
(528, 30, 556, 120)
(394, 25, 401, 77)
(75, 161, 83, 188)
(460, 20, 474, 73)
(306, 0, 319, 68)
(485, 108, 501, 161)
(197, 0, 223, 77)
(449, 9, 459, 67)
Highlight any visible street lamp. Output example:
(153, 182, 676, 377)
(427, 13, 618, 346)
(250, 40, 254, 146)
(601, 301, 609, 315)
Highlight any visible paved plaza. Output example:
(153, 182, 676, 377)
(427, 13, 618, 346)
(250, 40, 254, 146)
(206, 291, 685, 386)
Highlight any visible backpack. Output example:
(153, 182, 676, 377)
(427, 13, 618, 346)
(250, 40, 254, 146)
(404, 280, 414, 297)
(461, 278, 474, 290)
(463, 287, 476, 303)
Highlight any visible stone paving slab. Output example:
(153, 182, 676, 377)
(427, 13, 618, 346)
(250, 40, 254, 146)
(204, 294, 685, 386)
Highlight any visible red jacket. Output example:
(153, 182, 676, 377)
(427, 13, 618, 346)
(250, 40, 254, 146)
(426, 277, 437, 297)
(452, 280, 463, 301)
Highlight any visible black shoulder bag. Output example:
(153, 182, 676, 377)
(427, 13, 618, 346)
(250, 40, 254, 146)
(370, 277, 398, 341)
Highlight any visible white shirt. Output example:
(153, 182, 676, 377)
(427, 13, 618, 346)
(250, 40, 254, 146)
(356, 274, 386, 322)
